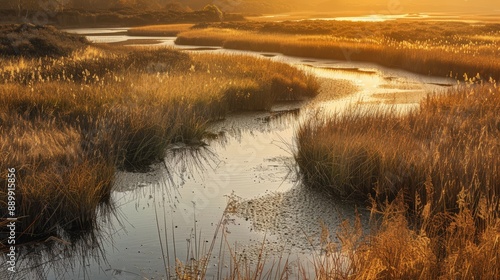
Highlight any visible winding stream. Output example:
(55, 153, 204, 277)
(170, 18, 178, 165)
(10, 29, 454, 279)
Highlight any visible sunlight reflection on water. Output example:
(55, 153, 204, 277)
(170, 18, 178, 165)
(305, 14, 430, 22)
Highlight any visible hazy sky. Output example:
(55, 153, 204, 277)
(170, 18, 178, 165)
(308, 0, 499, 13)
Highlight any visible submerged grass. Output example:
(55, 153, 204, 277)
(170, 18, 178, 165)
(0, 43, 318, 241)
(175, 20, 500, 80)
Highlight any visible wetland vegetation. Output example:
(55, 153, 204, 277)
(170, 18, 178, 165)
(1, 5, 500, 279)
(0, 24, 318, 242)
(296, 83, 500, 278)
(171, 20, 500, 80)
(131, 16, 500, 280)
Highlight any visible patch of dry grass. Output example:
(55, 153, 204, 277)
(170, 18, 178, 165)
(293, 83, 500, 279)
(305, 192, 500, 280)
(0, 45, 318, 241)
(297, 84, 500, 211)
(0, 24, 89, 57)
(175, 20, 500, 80)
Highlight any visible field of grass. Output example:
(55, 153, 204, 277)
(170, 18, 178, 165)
(2, 18, 499, 278)
(293, 83, 500, 279)
(296, 84, 500, 210)
(174, 20, 500, 80)
(0, 27, 318, 242)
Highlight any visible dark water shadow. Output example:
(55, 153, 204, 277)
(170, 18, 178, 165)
(257, 108, 301, 124)
(78, 31, 129, 36)
(427, 82, 454, 87)
(208, 107, 302, 147)
(2, 206, 119, 280)
(322, 67, 378, 74)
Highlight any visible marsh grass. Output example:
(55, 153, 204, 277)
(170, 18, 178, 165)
(128, 24, 195, 36)
(170, 190, 499, 279)
(0, 44, 318, 241)
(297, 84, 500, 212)
(175, 20, 500, 80)
(293, 83, 500, 279)
(295, 191, 499, 280)
(0, 24, 89, 57)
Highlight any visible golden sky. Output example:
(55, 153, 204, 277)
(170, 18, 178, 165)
(308, 0, 499, 13)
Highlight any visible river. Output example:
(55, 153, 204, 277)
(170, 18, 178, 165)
(11, 28, 454, 279)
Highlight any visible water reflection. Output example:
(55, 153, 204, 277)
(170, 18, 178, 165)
(4, 209, 117, 280)
(232, 184, 370, 254)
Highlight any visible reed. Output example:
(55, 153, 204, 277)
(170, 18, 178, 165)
(303, 192, 500, 280)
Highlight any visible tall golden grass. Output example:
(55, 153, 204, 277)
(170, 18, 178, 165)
(297, 84, 499, 211)
(293, 83, 500, 279)
(171, 190, 499, 279)
(0, 45, 318, 240)
(304, 193, 500, 280)
(175, 20, 500, 80)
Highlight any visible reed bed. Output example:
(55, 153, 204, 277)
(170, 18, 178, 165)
(293, 83, 500, 279)
(170, 187, 500, 279)
(297, 84, 500, 211)
(0, 44, 318, 241)
(175, 20, 500, 80)
(302, 194, 500, 280)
